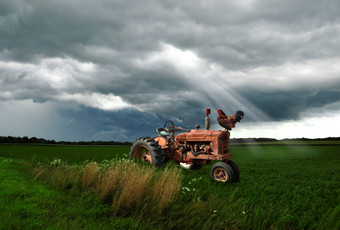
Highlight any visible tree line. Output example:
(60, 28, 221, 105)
(0, 136, 132, 145)
(1, 135, 339, 145)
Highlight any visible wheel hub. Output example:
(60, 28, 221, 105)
(141, 151, 152, 163)
(133, 145, 152, 164)
(214, 168, 228, 182)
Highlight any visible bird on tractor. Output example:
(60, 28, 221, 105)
(129, 108, 244, 182)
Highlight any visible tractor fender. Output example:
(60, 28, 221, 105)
(154, 136, 167, 149)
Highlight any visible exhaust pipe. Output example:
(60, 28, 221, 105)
(205, 108, 211, 130)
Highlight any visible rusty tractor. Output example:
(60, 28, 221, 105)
(129, 108, 244, 182)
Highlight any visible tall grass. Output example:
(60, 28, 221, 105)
(152, 167, 181, 213)
(114, 163, 154, 214)
(32, 164, 81, 190)
(32, 159, 182, 215)
(80, 162, 100, 191)
(98, 166, 120, 203)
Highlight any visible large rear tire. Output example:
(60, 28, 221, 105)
(210, 162, 234, 182)
(129, 137, 165, 167)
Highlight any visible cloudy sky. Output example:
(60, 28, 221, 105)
(1, 0, 340, 141)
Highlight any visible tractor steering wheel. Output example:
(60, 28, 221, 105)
(164, 120, 175, 133)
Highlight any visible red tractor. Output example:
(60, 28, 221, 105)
(129, 108, 244, 182)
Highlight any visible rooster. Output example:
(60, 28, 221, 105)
(217, 109, 244, 130)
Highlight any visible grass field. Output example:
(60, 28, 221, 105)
(231, 140, 340, 146)
(0, 143, 339, 229)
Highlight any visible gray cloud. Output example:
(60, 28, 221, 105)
(1, 0, 340, 140)
(240, 88, 340, 120)
(3, 0, 339, 66)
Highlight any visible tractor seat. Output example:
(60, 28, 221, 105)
(156, 128, 170, 137)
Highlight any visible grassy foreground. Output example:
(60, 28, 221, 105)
(0, 157, 156, 229)
(0, 143, 339, 229)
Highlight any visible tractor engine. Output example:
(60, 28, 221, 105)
(190, 142, 211, 155)
(174, 129, 231, 162)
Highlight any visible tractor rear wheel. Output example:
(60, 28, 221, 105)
(179, 162, 203, 170)
(227, 160, 240, 181)
(210, 162, 234, 182)
(129, 137, 165, 167)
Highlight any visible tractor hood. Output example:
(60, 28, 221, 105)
(175, 130, 229, 142)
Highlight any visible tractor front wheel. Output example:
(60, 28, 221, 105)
(227, 160, 240, 181)
(129, 137, 165, 167)
(210, 162, 234, 182)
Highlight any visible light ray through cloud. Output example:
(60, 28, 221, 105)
(150, 43, 272, 122)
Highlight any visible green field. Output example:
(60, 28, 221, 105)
(0, 143, 339, 229)
(231, 140, 340, 146)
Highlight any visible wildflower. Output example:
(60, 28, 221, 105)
(182, 187, 190, 192)
(50, 158, 62, 167)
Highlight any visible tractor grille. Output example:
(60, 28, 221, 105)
(217, 134, 229, 154)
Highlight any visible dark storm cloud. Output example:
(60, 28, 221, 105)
(241, 89, 340, 121)
(158, 0, 340, 69)
(53, 101, 201, 142)
(1, 0, 340, 140)
(56, 105, 164, 141)
(3, 0, 338, 67)
(0, 0, 164, 61)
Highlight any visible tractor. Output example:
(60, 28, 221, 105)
(129, 108, 244, 182)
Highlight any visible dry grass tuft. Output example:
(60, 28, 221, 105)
(79, 162, 100, 191)
(114, 163, 154, 211)
(152, 166, 182, 213)
(97, 166, 120, 203)
(31, 159, 183, 215)
(32, 164, 81, 189)
(32, 166, 48, 181)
